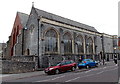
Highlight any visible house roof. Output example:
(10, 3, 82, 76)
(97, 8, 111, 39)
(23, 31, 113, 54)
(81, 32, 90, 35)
(34, 7, 98, 32)
(17, 12, 29, 27)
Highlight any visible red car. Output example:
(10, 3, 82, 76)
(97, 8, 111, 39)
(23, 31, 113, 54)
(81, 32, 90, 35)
(44, 60, 77, 75)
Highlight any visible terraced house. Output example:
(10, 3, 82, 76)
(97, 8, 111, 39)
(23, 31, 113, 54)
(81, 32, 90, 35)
(4, 6, 118, 70)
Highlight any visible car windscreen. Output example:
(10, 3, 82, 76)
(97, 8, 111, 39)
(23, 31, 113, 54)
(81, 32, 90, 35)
(50, 62, 61, 66)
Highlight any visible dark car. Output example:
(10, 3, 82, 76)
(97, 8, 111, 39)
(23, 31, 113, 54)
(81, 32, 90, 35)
(44, 60, 77, 75)
(77, 59, 98, 69)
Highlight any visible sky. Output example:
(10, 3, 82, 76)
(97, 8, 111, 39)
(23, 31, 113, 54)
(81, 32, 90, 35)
(0, 0, 119, 43)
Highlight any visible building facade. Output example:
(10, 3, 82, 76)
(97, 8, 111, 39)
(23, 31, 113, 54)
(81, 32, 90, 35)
(3, 6, 118, 68)
(0, 43, 6, 59)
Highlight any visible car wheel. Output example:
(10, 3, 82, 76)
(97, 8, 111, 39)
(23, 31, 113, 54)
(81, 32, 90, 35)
(46, 73, 50, 75)
(55, 69, 60, 74)
(78, 66, 82, 69)
(95, 64, 98, 67)
(71, 67, 75, 71)
(86, 65, 90, 69)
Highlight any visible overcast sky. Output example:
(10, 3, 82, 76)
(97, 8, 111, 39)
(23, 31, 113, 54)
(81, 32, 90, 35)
(0, 0, 119, 43)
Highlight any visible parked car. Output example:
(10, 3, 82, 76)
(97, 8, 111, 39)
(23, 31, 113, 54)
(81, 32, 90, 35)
(77, 59, 98, 69)
(44, 60, 77, 75)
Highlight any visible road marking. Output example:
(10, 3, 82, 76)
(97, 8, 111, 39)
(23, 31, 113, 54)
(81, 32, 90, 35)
(36, 64, 117, 82)
(36, 75, 65, 82)
(51, 75, 65, 80)
(103, 67, 106, 69)
(36, 79, 51, 82)
(65, 67, 118, 82)
(85, 70, 92, 73)
(97, 71, 104, 75)
(65, 74, 94, 82)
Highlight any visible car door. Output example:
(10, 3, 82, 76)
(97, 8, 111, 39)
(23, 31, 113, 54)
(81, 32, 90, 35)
(89, 59, 95, 66)
(66, 61, 72, 70)
(86, 59, 92, 67)
(59, 62, 68, 72)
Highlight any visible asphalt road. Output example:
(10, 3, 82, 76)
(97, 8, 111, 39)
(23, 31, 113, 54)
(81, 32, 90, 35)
(3, 61, 118, 83)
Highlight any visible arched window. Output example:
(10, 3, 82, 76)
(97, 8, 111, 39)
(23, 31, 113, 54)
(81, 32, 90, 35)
(30, 24, 35, 34)
(63, 32, 72, 54)
(76, 35, 84, 54)
(45, 29, 58, 53)
(26, 49, 30, 55)
(87, 37, 93, 54)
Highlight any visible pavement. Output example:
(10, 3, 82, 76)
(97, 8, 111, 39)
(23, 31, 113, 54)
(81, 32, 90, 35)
(1, 70, 44, 81)
(1, 60, 119, 82)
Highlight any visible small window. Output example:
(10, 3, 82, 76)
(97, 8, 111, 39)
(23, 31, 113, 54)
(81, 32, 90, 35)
(61, 62, 66, 65)
(70, 60, 74, 63)
(89, 59, 93, 62)
(30, 24, 35, 33)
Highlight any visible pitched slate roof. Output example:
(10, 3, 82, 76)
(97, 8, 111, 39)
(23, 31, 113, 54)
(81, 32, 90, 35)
(34, 7, 98, 32)
(17, 12, 29, 27)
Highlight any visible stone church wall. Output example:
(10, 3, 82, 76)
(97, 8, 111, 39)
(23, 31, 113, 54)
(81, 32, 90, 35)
(2, 60, 35, 74)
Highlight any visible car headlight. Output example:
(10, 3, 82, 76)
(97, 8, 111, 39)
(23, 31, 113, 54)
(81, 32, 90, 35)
(49, 68, 54, 70)
(95, 61, 98, 63)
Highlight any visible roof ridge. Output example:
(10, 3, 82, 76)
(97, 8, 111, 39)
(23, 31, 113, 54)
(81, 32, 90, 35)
(34, 7, 98, 32)
(17, 11, 29, 16)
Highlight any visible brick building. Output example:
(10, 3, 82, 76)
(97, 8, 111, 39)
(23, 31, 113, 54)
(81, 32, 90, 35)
(118, 37, 120, 50)
(10, 12, 29, 56)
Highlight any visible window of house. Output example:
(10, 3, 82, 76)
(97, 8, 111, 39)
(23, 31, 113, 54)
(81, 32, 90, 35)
(76, 35, 84, 54)
(63, 32, 72, 54)
(45, 29, 58, 53)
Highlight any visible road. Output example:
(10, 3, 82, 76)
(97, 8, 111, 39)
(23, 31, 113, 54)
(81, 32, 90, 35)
(2, 61, 118, 83)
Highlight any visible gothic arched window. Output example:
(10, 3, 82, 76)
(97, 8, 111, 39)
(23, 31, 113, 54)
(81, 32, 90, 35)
(30, 24, 35, 34)
(63, 32, 72, 54)
(87, 37, 93, 54)
(76, 35, 84, 54)
(45, 29, 58, 53)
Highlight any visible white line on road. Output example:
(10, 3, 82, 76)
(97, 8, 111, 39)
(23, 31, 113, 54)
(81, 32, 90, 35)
(36, 75, 65, 82)
(85, 70, 92, 73)
(103, 67, 107, 69)
(65, 67, 118, 82)
(36, 64, 117, 82)
(65, 74, 94, 82)
(36, 79, 51, 82)
(97, 71, 104, 75)
(51, 75, 65, 80)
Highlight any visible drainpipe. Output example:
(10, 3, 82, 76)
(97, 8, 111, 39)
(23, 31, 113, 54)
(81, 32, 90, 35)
(22, 28, 24, 55)
(38, 19, 40, 68)
(22, 26, 27, 55)
(101, 34, 105, 65)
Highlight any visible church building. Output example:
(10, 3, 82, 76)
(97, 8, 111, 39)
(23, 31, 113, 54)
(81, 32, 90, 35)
(4, 6, 118, 68)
